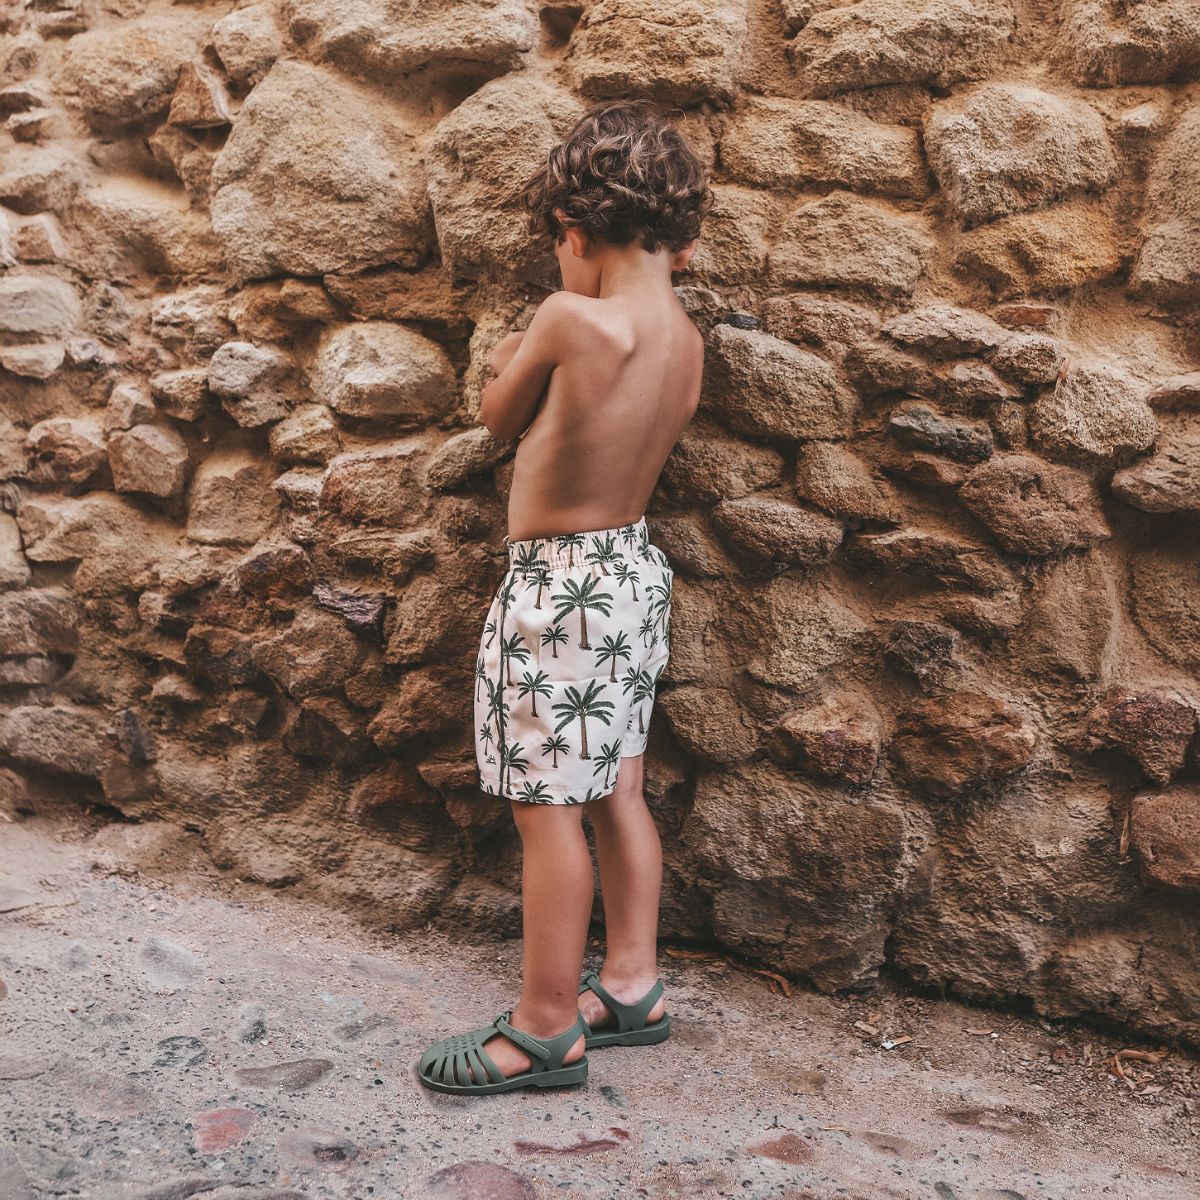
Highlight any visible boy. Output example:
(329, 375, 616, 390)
(417, 98, 711, 1094)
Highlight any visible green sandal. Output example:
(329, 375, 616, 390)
(578, 970, 671, 1048)
(415, 1010, 589, 1095)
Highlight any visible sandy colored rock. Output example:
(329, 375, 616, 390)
(1129, 104, 1200, 308)
(424, 428, 511, 492)
(24, 417, 107, 490)
(1030, 361, 1157, 467)
(187, 444, 279, 547)
(1111, 420, 1200, 513)
(793, 441, 899, 523)
(1132, 532, 1200, 674)
(207, 342, 293, 428)
(770, 692, 882, 783)
(321, 441, 430, 528)
(684, 760, 907, 988)
(888, 402, 993, 463)
(1060, 0, 1200, 85)
(761, 293, 881, 356)
(55, 16, 201, 131)
(958, 453, 1110, 556)
(0, 516, 30, 591)
(1086, 691, 1197, 786)
(152, 368, 211, 422)
(661, 420, 784, 504)
(848, 527, 1010, 592)
(108, 424, 189, 499)
(0, 705, 110, 777)
(210, 60, 430, 281)
(570, 0, 748, 104)
(0, 273, 79, 337)
(891, 690, 1036, 798)
(210, 4, 282, 85)
(711, 495, 843, 567)
(283, 0, 537, 83)
(769, 191, 934, 296)
(789, 0, 1013, 96)
(268, 406, 341, 467)
(659, 686, 757, 763)
(1130, 785, 1200, 893)
(881, 303, 1006, 356)
(310, 323, 454, 421)
(427, 76, 583, 281)
(1148, 372, 1200, 411)
(925, 84, 1116, 226)
(688, 185, 776, 284)
(705, 323, 858, 441)
(721, 96, 927, 197)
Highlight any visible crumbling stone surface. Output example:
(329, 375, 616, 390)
(2, 0, 1199, 1052)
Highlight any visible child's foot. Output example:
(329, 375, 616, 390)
(476, 1010, 585, 1082)
(579, 971, 667, 1031)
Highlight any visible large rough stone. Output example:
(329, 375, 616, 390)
(320, 441, 430, 527)
(661, 421, 784, 504)
(1132, 532, 1200, 673)
(253, 608, 363, 699)
(744, 577, 867, 693)
(658, 686, 758, 763)
(788, 0, 1014, 96)
(268, 406, 341, 467)
(187, 445, 279, 547)
(1030, 361, 1157, 466)
(424, 427, 511, 491)
(108, 424, 190, 499)
(569, 0, 748, 104)
(711, 496, 843, 567)
(1060, 0, 1200, 86)
(848, 527, 1011, 592)
(953, 199, 1123, 297)
(55, 16, 201, 131)
(0, 516, 30, 591)
(207, 342, 293, 427)
(705, 324, 858, 441)
(0, 274, 79, 338)
(683, 760, 907, 988)
(427, 75, 583, 280)
(282, 0, 537, 83)
(925, 84, 1117, 226)
(1148, 372, 1200, 411)
(888, 402, 994, 463)
(210, 60, 430, 281)
(1110, 419, 1200, 513)
(211, 4, 282, 85)
(770, 692, 882, 784)
(1130, 785, 1200, 893)
(689, 185, 777, 284)
(769, 191, 934, 296)
(890, 690, 1037, 798)
(0, 588, 78, 656)
(1085, 691, 1197, 785)
(0, 706, 111, 777)
(958, 453, 1110, 556)
(1130, 104, 1200, 308)
(310, 323, 454, 421)
(721, 96, 928, 198)
(152, 368, 211, 422)
(1016, 550, 1117, 683)
(24, 417, 107, 489)
(793, 442, 900, 523)
(882, 303, 1007, 357)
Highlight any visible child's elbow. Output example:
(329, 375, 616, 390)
(477, 386, 511, 441)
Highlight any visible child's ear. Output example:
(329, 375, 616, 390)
(671, 238, 699, 271)
(563, 224, 590, 258)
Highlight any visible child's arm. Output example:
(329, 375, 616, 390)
(478, 293, 569, 441)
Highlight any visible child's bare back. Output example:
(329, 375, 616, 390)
(504, 288, 703, 541)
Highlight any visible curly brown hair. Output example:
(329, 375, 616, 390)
(520, 98, 712, 254)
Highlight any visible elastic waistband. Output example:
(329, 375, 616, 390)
(506, 516, 651, 571)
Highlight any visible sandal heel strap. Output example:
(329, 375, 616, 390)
(580, 971, 664, 1033)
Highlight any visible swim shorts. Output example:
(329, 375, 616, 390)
(474, 515, 673, 805)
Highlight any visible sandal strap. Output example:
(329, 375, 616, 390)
(580, 970, 664, 1033)
(494, 1011, 584, 1067)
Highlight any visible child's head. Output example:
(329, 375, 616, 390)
(521, 98, 711, 279)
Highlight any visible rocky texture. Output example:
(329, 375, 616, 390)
(1, 0, 1198, 1055)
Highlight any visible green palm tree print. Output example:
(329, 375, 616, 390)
(518, 669, 552, 716)
(592, 740, 621, 788)
(551, 575, 614, 651)
(541, 622, 567, 658)
(551, 678, 614, 759)
(595, 631, 632, 682)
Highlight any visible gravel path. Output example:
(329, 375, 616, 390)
(0, 812, 1196, 1200)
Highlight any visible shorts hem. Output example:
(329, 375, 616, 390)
(478, 771, 620, 806)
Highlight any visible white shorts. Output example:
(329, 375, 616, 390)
(474, 515, 673, 805)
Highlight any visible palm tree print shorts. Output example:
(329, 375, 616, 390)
(474, 515, 673, 805)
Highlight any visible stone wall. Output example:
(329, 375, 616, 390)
(2, 0, 1199, 1046)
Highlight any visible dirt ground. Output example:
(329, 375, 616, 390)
(0, 808, 1196, 1200)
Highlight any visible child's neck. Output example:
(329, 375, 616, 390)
(593, 242, 676, 300)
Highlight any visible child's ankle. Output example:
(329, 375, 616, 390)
(598, 964, 660, 998)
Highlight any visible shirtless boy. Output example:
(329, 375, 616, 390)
(416, 99, 711, 1094)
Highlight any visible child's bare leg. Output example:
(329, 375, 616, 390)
(480, 799, 591, 1078)
(582, 753, 668, 1027)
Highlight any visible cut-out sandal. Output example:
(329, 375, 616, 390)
(578, 970, 671, 1048)
(415, 1010, 589, 1095)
